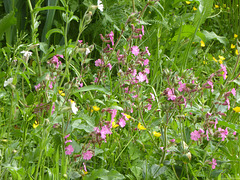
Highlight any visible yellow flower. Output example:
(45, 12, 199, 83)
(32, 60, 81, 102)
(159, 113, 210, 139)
(231, 44, 236, 49)
(215, 4, 219, 8)
(153, 131, 161, 137)
(233, 107, 240, 113)
(84, 171, 88, 175)
(236, 49, 239, 55)
(112, 121, 119, 128)
(33, 121, 39, 129)
(92, 106, 100, 111)
(193, 6, 197, 11)
(200, 40, 205, 47)
(59, 90, 65, 96)
(219, 60, 223, 64)
(185, 1, 191, 4)
(124, 113, 131, 119)
(213, 57, 218, 62)
(203, 61, 207, 64)
(234, 34, 238, 38)
(218, 55, 225, 61)
(137, 122, 146, 130)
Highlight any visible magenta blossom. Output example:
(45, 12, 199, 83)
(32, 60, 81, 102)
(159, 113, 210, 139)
(214, 118, 218, 129)
(220, 64, 227, 79)
(65, 145, 74, 155)
(231, 88, 236, 96)
(109, 31, 114, 46)
(100, 125, 112, 140)
(119, 117, 126, 128)
(131, 46, 140, 56)
(145, 47, 151, 56)
(150, 93, 155, 101)
(107, 63, 112, 70)
(210, 158, 217, 169)
(191, 130, 201, 141)
(35, 83, 41, 91)
(142, 25, 144, 36)
(170, 139, 175, 143)
(83, 150, 93, 161)
(64, 134, 70, 139)
(218, 127, 228, 141)
(166, 88, 176, 101)
(95, 59, 104, 67)
(178, 81, 186, 92)
(143, 59, 149, 66)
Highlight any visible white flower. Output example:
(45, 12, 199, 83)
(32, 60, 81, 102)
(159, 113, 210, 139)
(21, 51, 32, 61)
(70, 100, 78, 114)
(86, 48, 90, 55)
(97, 0, 104, 12)
(4, 78, 13, 87)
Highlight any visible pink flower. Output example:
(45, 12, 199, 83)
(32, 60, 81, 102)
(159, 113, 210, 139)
(220, 64, 227, 79)
(64, 134, 70, 139)
(52, 103, 55, 115)
(132, 94, 138, 98)
(145, 47, 150, 56)
(214, 118, 218, 129)
(178, 81, 186, 92)
(218, 127, 228, 141)
(107, 63, 112, 70)
(95, 59, 104, 67)
(78, 40, 83, 43)
(100, 125, 112, 139)
(131, 46, 140, 56)
(207, 81, 214, 92)
(206, 130, 209, 141)
(65, 140, 72, 144)
(65, 145, 74, 155)
(231, 88, 236, 96)
(191, 130, 201, 141)
(109, 31, 114, 46)
(35, 83, 41, 91)
(170, 139, 175, 143)
(144, 68, 150, 74)
(132, 69, 137, 76)
(119, 117, 126, 128)
(142, 25, 144, 36)
(210, 158, 217, 169)
(83, 150, 93, 160)
(166, 88, 176, 101)
(111, 109, 117, 122)
(136, 72, 147, 82)
(233, 131, 236, 135)
(147, 103, 152, 110)
(83, 163, 87, 172)
(150, 93, 155, 101)
(143, 59, 149, 66)
(139, 34, 142, 40)
(94, 127, 100, 133)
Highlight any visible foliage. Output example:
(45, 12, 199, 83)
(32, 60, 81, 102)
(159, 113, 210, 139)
(0, 0, 240, 179)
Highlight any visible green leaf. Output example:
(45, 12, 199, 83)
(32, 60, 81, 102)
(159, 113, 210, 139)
(33, 6, 65, 13)
(17, 72, 31, 90)
(74, 85, 111, 95)
(202, 30, 228, 45)
(46, 28, 64, 40)
(0, 11, 16, 39)
(130, 166, 142, 180)
(84, 169, 125, 180)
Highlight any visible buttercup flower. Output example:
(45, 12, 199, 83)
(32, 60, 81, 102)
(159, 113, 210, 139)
(59, 90, 65, 96)
(235, 49, 239, 55)
(200, 40, 205, 47)
(137, 122, 146, 130)
(92, 106, 100, 111)
(215, 5, 219, 8)
(193, 6, 197, 11)
(233, 106, 240, 113)
(219, 55, 225, 61)
(33, 121, 39, 129)
(153, 131, 161, 137)
(112, 121, 119, 128)
(234, 34, 238, 38)
(231, 44, 236, 49)
(186, 1, 191, 4)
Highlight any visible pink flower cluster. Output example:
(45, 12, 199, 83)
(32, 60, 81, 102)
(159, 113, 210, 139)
(48, 54, 64, 69)
(190, 129, 205, 141)
(82, 150, 93, 161)
(64, 134, 74, 155)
